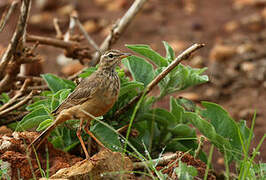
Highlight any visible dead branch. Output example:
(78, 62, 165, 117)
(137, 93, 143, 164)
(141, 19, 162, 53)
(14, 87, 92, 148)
(72, 16, 100, 52)
(26, 34, 79, 49)
(113, 43, 205, 119)
(0, 0, 31, 79)
(0, 91, 34, 117)
(26, 34, 92, 62)
(0, 0, 19, 33)
(0, 79, 30, 112)
(68, 0, 148, 80)
(16, 75, 43, 83)
(90, 0, 148, 66)
(53, 18, 63, 39)
(133, 153, 179, 170)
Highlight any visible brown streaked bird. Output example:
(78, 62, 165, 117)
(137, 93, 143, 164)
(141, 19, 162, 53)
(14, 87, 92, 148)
(29, 50, 131, 159)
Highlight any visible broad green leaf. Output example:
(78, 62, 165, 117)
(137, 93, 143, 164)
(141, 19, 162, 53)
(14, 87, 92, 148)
(123, 56, 155, 86)
(183, 110, 233, 161)
(238, 120, 252, 147)
(119, 81, 144, 97)
(59, 89, 71, 103)
(41, 74, 76, 92)
(175, 161, 198, 180)
(200, 102, 242, 160)
(91, 122, 122, 151)
(170, 124, 196, 138)
(50, 89, 71, 111)
(170, 64, 208, 91)
(126, 44, 168, 67)
(176, 97, 197, 112)
(16, 106, 51, 131)
(26, 99, 51, 111)
(0, 93, 10, 104)
(79, 67, 97, 78)
(163, 41, 175, 61)
(170, 97, 184, 123)
(36, 119, 53, 131)
(141, 108, 177, 127)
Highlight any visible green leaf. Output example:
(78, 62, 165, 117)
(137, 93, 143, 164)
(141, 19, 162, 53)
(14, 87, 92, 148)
(79, 67, 97, 78)
(170, 124, 196, 138)
(26, 99, 51, 111)
(91, 122, 122, 151)
(170, 64, 208, 91)
(0, 93, 10, 104)
(175, 161, 198, 180)
(41, 74, 76, 92)
(119, 81, 144, 97)
(126, 44, 168, 67)
(140, 108, 177, 127)
(123, 56, 155, 86)
(16, 106, 52, 131)
(50, 89, 71, 111)
(36, 119, 53, 131)
(176, 97, 197, 112)
(200, 102, 243, 160)
(170, 97, 184, 123)
(183, 110, 233, 161)
(163, 41, 175, 61)
(238, 120, 252, 147)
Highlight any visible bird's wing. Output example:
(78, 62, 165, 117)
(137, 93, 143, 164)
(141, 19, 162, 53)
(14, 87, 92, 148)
(53, 73, 101, 114)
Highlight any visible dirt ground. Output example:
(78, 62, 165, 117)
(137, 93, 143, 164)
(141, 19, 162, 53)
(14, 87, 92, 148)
(0, 0, 265, 176)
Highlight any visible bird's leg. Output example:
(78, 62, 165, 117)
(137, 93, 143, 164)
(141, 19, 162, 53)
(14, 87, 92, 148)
(77, 118, 90, 159)
(84, 120, 105, 149)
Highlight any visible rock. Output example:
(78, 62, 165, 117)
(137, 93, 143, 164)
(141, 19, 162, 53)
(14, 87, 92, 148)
(209, 44, 236, 62)
(50, 149, 134, 180)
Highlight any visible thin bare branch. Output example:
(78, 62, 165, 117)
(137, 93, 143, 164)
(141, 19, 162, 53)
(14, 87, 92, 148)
(16, 75, 43, 83)
(72, 16, 100, 52)
(90, 0, 148, 66)
(53, 18, 63, 39)
(0, 79, 30, 112)
(26, 34, 79, 49)
(0, 0, 31, 78)
(113, 43, 205, 119)
(0, 0, 19, 33)
(0, 91, 34, 117)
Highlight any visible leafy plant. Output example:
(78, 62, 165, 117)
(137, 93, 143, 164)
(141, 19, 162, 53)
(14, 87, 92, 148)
(7, 42, 264, 179)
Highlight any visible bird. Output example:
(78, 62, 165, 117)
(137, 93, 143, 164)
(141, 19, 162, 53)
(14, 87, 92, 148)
(28, 50, 131, 159)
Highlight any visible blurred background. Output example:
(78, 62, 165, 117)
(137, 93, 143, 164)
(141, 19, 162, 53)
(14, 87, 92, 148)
(0, 0, 265, 172)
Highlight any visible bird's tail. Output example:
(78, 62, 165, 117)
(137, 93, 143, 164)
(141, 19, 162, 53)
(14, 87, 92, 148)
(28, 121, 58, 150)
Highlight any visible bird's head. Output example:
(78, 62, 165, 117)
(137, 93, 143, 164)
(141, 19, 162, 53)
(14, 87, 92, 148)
(98, 50, 131, 70)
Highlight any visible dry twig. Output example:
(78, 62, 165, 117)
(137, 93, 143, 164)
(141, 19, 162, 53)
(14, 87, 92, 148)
(114, 43, 205, 119)
(72, 16, 100, 52)
(90, 0, 148, 66)
(0, 79, 30, 112)
(0, 0, 32, 94)
(0, 0, 19, 33)
(69, 0, 148, 80)
(0, 91, 34, 117)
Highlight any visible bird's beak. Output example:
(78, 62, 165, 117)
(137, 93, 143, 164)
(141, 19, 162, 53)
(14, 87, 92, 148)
(119, 53, 131, 59)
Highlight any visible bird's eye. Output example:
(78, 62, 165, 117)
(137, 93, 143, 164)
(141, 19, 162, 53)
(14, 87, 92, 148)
(108, 54, 114, 58)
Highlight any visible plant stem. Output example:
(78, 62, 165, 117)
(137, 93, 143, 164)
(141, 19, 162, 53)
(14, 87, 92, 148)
(204, 144, 214, 180)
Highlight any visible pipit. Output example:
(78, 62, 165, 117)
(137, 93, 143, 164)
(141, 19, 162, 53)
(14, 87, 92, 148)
(29, 50, 131, 158)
